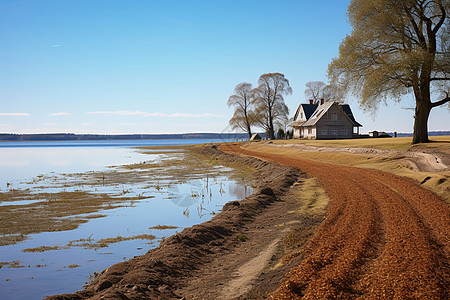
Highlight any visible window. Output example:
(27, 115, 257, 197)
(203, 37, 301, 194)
(300, 113, 304, 119)
(308, 128, 312, 135)
(319, 128, 328, 135)
(341, 127, 348, 135)
(331, 113, 338, 120)
(331, 128, 338, 135)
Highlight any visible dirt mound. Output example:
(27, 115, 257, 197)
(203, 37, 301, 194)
(220, 144, 450, 299)
(45, 145, 300, 300)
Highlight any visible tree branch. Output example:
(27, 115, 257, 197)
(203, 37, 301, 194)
(430, 77, 450, 81)
(431, 95, 450, 107)
(432, 0, 446, 35)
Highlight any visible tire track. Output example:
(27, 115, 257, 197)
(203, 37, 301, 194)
(219, 144, 449, 299)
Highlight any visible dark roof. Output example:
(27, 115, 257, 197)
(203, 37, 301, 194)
(301, 103, 318, 120)
(302, 102, 334, 126)
(341, 104, 362, 127)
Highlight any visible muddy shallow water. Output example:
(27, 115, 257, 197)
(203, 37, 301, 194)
(0, 144, 253, 299)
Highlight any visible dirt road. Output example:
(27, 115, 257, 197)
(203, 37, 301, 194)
(219, 144, 449, 299)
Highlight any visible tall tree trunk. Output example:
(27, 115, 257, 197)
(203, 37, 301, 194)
(246, 123, 252, 140)
(268, 111, 275, 140)
(268, 122, 275, 140)
(412, 96, 431, 144)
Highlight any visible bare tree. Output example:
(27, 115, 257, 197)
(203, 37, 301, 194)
(253, 73, 292, 139)
(322, 84, 344, 103)
(328, 0, 450, 144)
(305, 81, 343, 103)
(305, 81, 326, 103)
(227, 82, 256, 139)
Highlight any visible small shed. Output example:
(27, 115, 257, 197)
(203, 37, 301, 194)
(369, 131, 392, 138)
(249, 133, 262, 141)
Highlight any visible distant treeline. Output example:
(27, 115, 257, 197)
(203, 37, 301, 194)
(0, 133, 251, 141)
(388, 131, 450, 137)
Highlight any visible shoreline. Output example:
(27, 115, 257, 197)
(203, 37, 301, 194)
(46, 145, 303, 299)
(44, 139, 450, 299)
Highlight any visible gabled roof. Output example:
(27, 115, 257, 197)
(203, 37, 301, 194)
(292, 101, 362, 128)
(293, 103, 318, 121)
(300, 102, 363, 128)
(302, 102, 335, 126)
(340, 104, 362, 127)
(302, 103, 318, 120)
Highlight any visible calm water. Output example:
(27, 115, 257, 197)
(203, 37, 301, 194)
(0, 139, 251, 299)
(0, 139, 235, 190)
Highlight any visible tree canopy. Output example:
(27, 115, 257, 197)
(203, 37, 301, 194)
(253, 73, 292, 139)
(227, 82, 256, 139)
(328, 0, 449, 143)
(304, 81, 343, 103)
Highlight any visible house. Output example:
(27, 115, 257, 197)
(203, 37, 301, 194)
(291, 100, 362, 139)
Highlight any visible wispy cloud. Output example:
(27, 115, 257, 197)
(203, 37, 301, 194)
(52, 44, 61, 48)
(85, 111, 224, 118)
(49, 112, 72, 116)
(170, 113, 224, 118)
(0, 113, 30, 116)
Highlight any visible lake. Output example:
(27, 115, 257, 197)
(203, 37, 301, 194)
(0, 139, 253, 299)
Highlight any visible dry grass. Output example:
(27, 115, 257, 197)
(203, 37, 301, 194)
(65, 264, 81, 268)
(97, 234, 156, 245)
(295, 177, 329, 216)
(244, 139, 450, 203)
(0, 191, 137, 246)
(22, 246, 62, 253)
(22, 234, 157, 253)
(149, 225, 179, 230)
(273, 135, 450, 150)
(281, 176, 330, 263)
(0, 261, 26, 269)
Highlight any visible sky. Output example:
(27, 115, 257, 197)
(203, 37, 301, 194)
(0, 0, 448, 135)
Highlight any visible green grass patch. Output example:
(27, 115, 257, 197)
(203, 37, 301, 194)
(237, 234, 248, 242)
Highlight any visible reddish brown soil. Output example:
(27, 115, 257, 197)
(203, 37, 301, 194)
(219, 144, 450, 299)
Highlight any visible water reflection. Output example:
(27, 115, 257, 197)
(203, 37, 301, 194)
(0, 146, 254, 299)
(0, 147, 152, 190)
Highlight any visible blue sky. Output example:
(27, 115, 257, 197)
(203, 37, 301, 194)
(0, 0, 448, 134)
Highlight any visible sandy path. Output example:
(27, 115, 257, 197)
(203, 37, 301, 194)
(220, 144, 450, 299)
(219, 237, 281, 299)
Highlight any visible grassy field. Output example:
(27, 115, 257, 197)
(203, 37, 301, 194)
(273, 135, 450, 150)
(242, 136, 450, 203)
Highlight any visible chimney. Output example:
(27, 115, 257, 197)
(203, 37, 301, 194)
(309, 99, 313, 104)
(320, 99, 324, 105)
